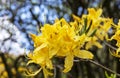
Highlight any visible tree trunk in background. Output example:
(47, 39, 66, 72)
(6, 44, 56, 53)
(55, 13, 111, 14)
(0, 53, 13, 78)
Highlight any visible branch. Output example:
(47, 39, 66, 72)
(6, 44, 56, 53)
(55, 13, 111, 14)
(89, 60, 120, 76)
(74, 59, 120, 77)
(104, 41, 117, 50)
(30, 8, 41, 27)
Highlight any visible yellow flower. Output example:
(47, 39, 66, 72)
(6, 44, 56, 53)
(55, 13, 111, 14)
(96, 18, 113, 40)
(110, 20, 120, 57)
(82, 8, 112, 41)
(71, 8, 112, 50)
(87, 8, 102, 19)
(27, 42, 53, 78)
(56, 33, 94, 73)
(111, 30, 120, 47)
(28, 15, 94, 77)
(63, 49, 93, 73)
(82, 8, 102, 27)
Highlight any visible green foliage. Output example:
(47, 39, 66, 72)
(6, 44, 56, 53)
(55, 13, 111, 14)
(105, 71, 116, 78)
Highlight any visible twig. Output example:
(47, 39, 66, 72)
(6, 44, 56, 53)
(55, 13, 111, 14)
(89, 60, 120, 77)
(30, 8, 41, 28)
(53, 66, 56, 78)
(74, 59, 120, 77)
(104, 41, 117, 50)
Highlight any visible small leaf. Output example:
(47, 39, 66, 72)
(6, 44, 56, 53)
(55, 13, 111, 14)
(79, 18, 87, 35)
(105, 71, 116, 78)
(84, 18, 87, 30)
(85, 20, 92, 34)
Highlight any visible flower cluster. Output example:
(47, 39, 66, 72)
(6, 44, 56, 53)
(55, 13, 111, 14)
(27, 8, 113, 78)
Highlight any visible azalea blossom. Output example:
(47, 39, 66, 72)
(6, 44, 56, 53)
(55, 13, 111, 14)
(26, 8, 114, 78)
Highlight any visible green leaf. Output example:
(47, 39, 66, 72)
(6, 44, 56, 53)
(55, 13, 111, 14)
(85, 20, 92, 34)
(79, 18, 87, 35)
(105, 71, 116, 78)
(84, 18, 87, 31)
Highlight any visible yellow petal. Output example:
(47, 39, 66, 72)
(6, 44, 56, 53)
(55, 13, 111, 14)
(88, 8, 102, 18)
(85, 42, 91, 50)
(34, 43, 47, 53)
(29, 33, 45, 48)
(54, 18, 59, 23)
(96, 9, 102, 18)
(30, 47, 48, 65)
(46, 59, 53, 69)
(74, 50, 93, 59)
(72, 14, 81, 21)
(49, 47, 59, 59)
(29, 33, 37, 42)
(63, 54, 74, 73)
(94, 42, 103, 48)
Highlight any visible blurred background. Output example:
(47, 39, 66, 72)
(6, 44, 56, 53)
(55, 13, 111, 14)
(0, 0, 120, 78)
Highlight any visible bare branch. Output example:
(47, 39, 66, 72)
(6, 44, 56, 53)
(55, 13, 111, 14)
(74, 59, 120, 77)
